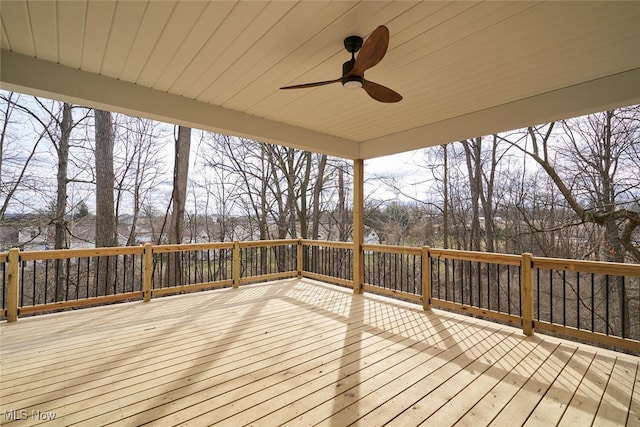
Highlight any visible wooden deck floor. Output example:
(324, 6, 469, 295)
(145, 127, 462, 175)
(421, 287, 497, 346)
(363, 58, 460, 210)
(1, 278, 638, 426)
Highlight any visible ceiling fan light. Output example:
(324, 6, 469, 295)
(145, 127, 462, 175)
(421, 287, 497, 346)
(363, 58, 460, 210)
(342, 76, 364, 90)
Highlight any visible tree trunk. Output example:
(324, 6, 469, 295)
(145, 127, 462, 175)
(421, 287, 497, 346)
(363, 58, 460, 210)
(52, 103, 72, 302)
(167, 126, 191, 286)
(94, 109, 116, 296)
(311, 154, 327, 240)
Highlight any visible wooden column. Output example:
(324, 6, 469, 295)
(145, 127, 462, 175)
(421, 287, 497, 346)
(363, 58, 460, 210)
(521, 252, 534, 336)
(353, 159, 364, 294)
(296, 239, 303, 279)
(233, 241, 240, 288)
(143, 243, 153, 302)
(422, 246, 432, 311)
(7, 248, 19, 322)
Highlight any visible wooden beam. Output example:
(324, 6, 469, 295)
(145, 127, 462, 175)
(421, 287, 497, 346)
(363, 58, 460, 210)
(353, 159, 364, 294)
(233, 241, 240, 289)
(6, 248, 19, 322)
(521, 252, 534, 336)
(143, 243, 153, 302)
(360, 68, 640, 159)
(0, 50, 360, 160)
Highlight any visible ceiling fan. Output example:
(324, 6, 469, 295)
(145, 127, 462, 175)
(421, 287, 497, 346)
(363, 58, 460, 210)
(280, 25, 402, 103)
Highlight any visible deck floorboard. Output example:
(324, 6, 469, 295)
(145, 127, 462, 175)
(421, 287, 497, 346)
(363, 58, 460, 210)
(1, 278, 638, 426)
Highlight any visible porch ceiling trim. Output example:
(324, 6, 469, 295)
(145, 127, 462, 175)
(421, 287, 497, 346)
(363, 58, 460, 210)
(361, 68, 640, 158)
(0, 49, 361, 159)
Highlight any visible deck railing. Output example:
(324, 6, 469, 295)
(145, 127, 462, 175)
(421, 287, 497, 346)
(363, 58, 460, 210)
(2, 241, 639, 353)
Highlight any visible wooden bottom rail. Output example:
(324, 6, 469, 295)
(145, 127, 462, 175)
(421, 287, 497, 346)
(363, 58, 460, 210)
(16, 292, 142, 315)
(302, 271, 352, 288)
(152, 280, 234, 297)
(362, 284, 422, 304)
(534, 320, 640, 354)
(431, 298, 522, 327)
(238, 271, 297, 285)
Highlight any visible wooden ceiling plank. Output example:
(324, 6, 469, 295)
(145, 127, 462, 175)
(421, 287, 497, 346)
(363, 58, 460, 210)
(27, 1, 57, 62)
(186, 1, 296, 100)
(1, 0, 34, 56)
(57, 1, 85, 69)
(205, 1, 349, 106)
(389, 1, 538, 71)
(136, 1, 208, 88)
(152, 1, 236, 92)
(118, 1, 174, 82)
(81, 0, 116, 74)
(100, 1, 148, 79)
(1, 18, 11, 50)
(167, 2, 268, 96)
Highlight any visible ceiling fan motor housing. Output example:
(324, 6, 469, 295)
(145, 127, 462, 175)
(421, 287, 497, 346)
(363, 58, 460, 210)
(342, 59, 364, 89)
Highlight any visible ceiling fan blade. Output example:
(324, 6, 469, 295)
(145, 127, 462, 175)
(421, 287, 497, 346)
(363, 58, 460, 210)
(350, 25, 389, 76)
(362, 80, 402, 103)
(280, 78, 341, 90)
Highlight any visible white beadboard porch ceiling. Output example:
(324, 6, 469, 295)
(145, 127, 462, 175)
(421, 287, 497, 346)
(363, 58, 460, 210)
(1, 1, 640, 160)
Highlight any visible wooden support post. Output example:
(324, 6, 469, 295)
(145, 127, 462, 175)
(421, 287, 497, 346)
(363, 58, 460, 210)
(353, 159, 364, 294)
(422, 246, 432, 311)
(7, 248, 19, 322)
(233, 241, 240, 288)
(296, 239, 303, 279)
(143, 243, 153, 302)
(521, 252, 534, 336)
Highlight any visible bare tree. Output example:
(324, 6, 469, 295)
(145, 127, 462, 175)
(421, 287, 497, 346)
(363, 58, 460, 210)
(168, 126, 191, 245)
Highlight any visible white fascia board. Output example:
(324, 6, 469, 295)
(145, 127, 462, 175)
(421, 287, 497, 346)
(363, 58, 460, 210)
(0, 50, 360, 160)
(360, 68, 640, 159)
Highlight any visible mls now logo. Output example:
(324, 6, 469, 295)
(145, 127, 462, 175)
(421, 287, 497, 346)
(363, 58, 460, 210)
(4, 409, 29, 420)
(3, 409, 57, 421)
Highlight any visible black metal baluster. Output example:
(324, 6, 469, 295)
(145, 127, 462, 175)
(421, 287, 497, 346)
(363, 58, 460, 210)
(33, 259, 38, 305)
(497, 264, 501, 313)
(536, 269, 540, 320)
(517, 266, 524, 319)
(507, 265, 511, 315)
(576, 272, 580, 330)
(549, 269, 553, 324)
(591, 272, 595, 333)
(76, 257, 81, 299)
(437, 257, 441, 300)
(65, 257, 71, 300)
(43, 259, 48, 304)
(1, 262, 6, 310)
(413, 255, 422, 295)
(562, 270, 566, 326)
(621, 276, 626, 339)
(605, 275, 610, 335)
(452, 259, 456, 303)
(396, 253, 400, 291)
(487, 262, 491, 311)
(477, 261, 481, 308)
(86, 257, 90, 297)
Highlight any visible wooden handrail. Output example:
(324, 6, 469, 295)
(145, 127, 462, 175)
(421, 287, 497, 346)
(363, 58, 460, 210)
(362, 243, 422, 255)
(533, 256, 640, 277)
(152, 242, 233, 253)
(429, 248, 521, 265)
(300, 240, 353, 249)
(20, 246, 144, 261)
(238, 239, 298, 248)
